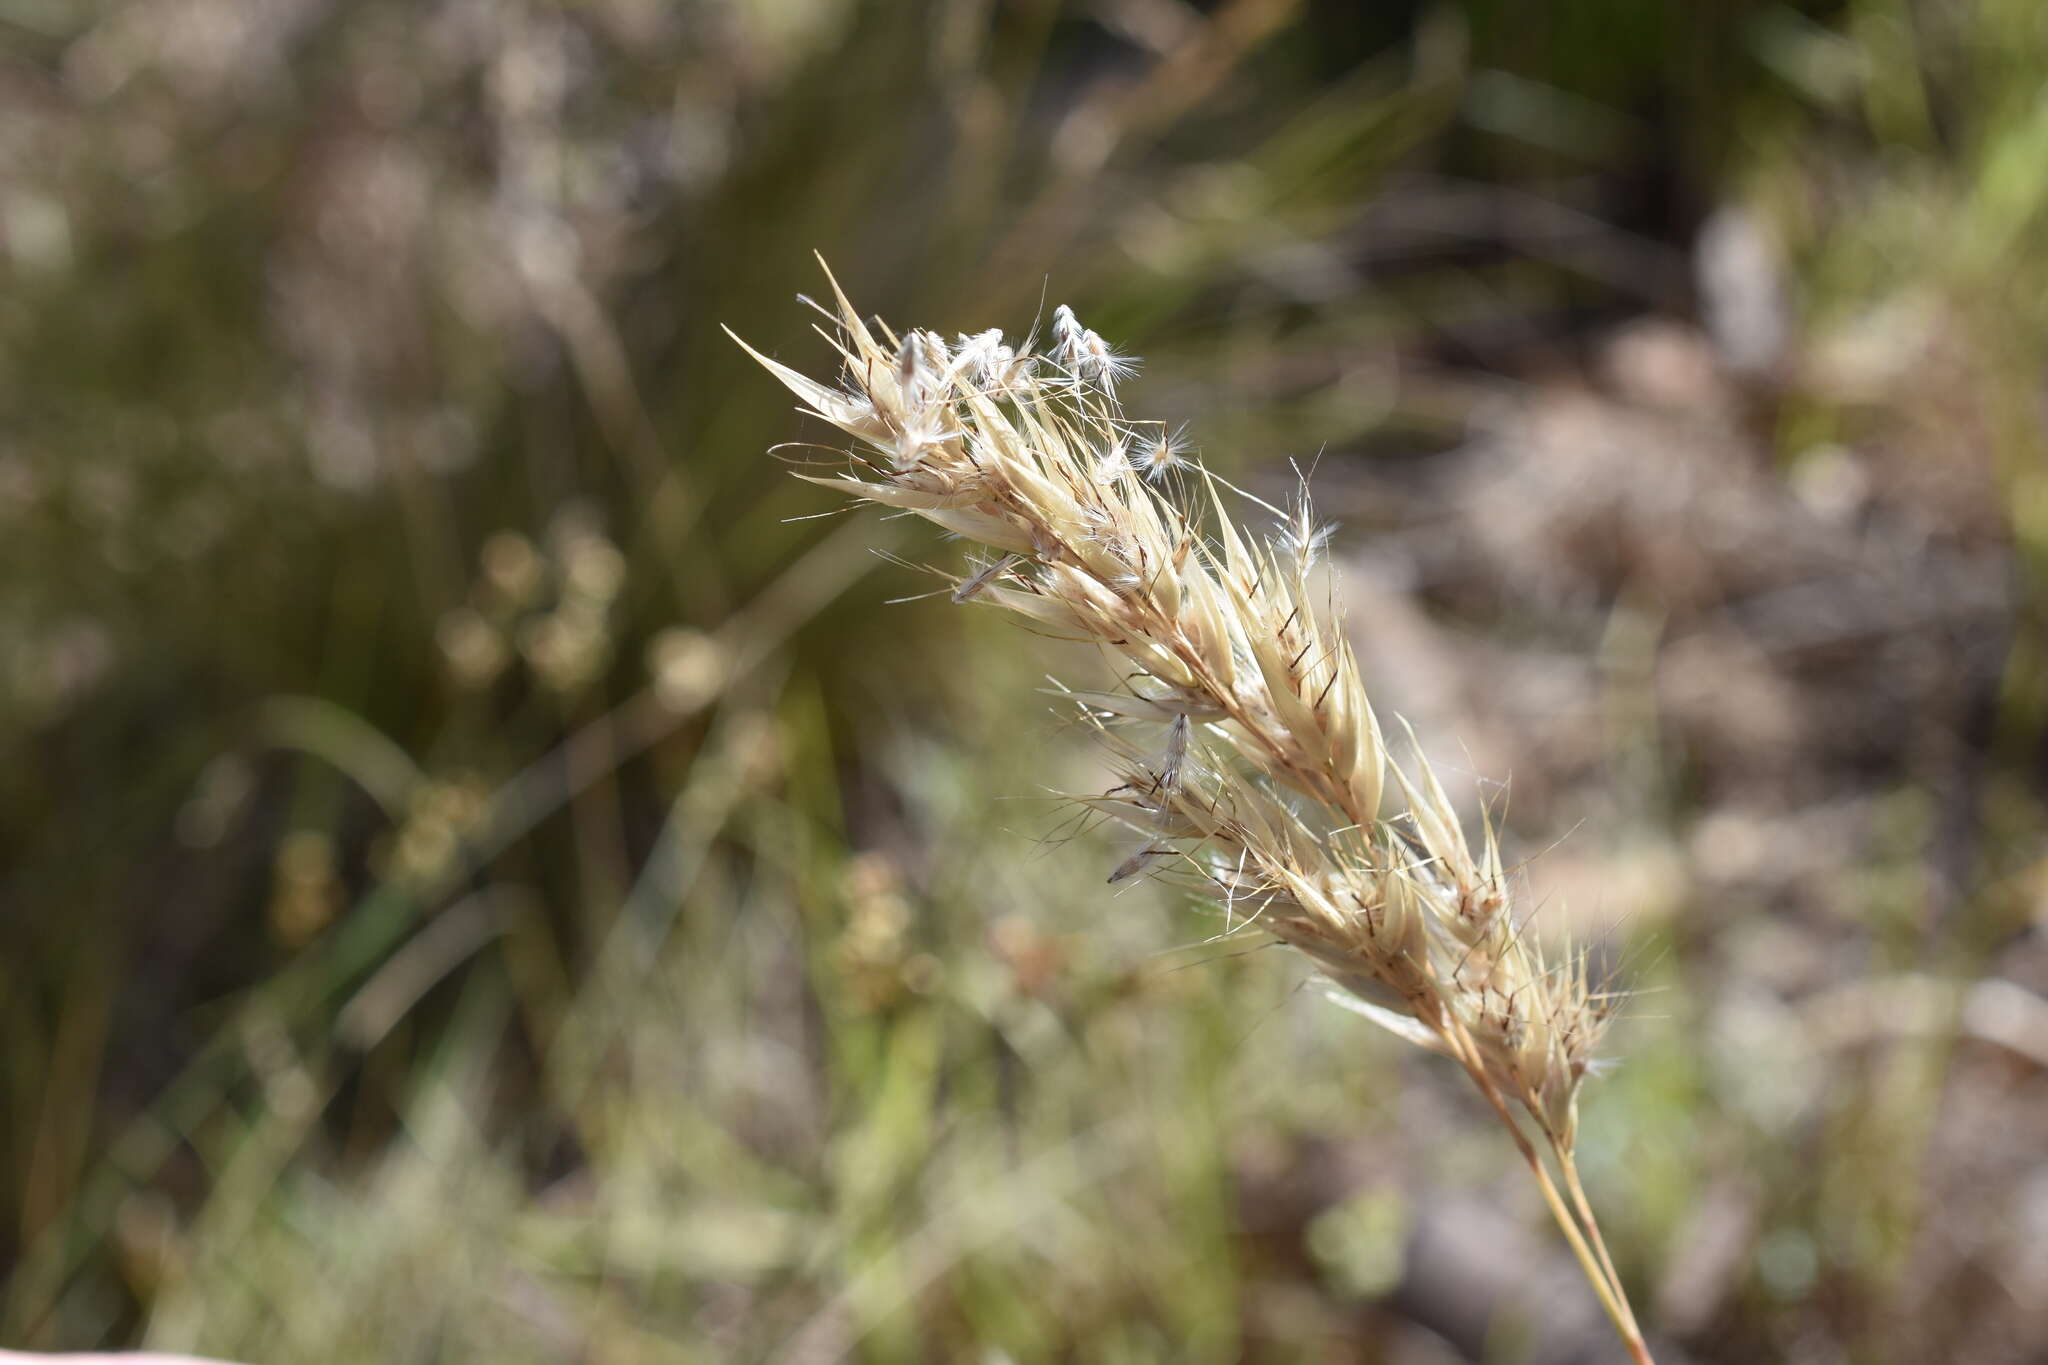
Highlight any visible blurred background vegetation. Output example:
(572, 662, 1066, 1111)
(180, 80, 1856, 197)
(4, 0, 2048, 1360)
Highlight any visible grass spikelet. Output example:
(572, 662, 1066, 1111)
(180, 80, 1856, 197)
(734, 261, 1655, 1363)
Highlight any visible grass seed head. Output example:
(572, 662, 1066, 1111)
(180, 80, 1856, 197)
(734, 261, 1620, 1149)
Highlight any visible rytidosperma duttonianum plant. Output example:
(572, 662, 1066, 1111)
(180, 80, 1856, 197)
(732, 263, 1652, 1363)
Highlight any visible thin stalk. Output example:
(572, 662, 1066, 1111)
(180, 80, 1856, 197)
(1533, 1157, 1649, 1365)
(1556, 1142, 1645, 1347)
(1436, 1014, 1653, 1364)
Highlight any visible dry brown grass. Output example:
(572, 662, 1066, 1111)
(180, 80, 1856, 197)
(735, 261, 1654, 1362)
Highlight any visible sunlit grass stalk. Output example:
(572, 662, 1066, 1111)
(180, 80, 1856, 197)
(733, 260, 1651, 1363)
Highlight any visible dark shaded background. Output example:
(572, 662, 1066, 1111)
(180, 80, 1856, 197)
(5, 0, 2048, 1360)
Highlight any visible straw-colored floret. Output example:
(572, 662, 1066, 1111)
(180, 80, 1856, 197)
(732, 260, 1651, 1362)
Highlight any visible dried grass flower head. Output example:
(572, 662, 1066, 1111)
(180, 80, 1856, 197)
(732, 260, 1652, 1363)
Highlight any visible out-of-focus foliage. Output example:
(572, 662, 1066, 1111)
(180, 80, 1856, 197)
(3, 1, 2047, 1362)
